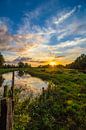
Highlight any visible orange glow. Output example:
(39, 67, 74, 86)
(49, 61, 57, 66)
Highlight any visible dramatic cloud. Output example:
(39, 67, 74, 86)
(56, 37, 86, 48)
(53, 7, 77, 25)
(0, 4, 86, 65)
(0, 22, 46, 53)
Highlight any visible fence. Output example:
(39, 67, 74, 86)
(0, 71, 15, 130)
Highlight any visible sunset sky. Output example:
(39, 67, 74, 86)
(0, 0, 86, 66)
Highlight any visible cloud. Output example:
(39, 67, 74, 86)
(0, 21, 13, 51)
(0, 24, 8, 35)
(0, 5, 86, 65)
(60, 46, 86, 64)
(0, 21, 46, 53)
(20, 5, 83, 43)
(65, 47, 86, 55)
(24, 6, 42, 21)
(53, 7, 76, 25)
(56, 37, 86, 48)
(57, 21, 86, 40)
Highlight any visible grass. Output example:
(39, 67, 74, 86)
(13, 67, 86, 130)
(1, 67, 86, 87)
(0, 67, 86, 129)
(0, 67, 28, 74)
(0, 67, 86, 88)
(25, 67, 86, 86)
(0, 68, 18, 74)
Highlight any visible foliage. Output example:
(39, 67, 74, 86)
(66, 54, 86, 71)
(13, 88, 31, 130)
(18, 62, 31, 68)
(0, 68, 18, 74)
(13, 68, 86, 130)
(18, 62, 25, 68)
(0, 53, 86, 130)
(0, 52, 5, 67)
(26, 82, 86, 130)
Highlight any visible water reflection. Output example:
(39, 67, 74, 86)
(18, 70, 24, 77)
(0, 75, 4, 87)
(0, 71, 48, 98)
(0, 75, 5, 97)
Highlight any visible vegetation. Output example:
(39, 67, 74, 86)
(27, 82, 86, 130)
(13, 69, 86, 130)
(66, 54, 86, 71)
(12, 67, 86, 130)
(0, 53, 86, 130)
(0, 52, 5, 67)
(0, 68, 18, 74)
(18, 62, 31, 68)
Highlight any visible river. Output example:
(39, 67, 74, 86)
(0, 71, 48, 99)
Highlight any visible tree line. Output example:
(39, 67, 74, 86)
(66, 54, 86, 71)
(0, 52, 31, 68)
(0, 52, 86, 70)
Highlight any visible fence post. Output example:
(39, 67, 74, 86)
(6, 71, 15, 130)
(6, 98, 13, 130)
(0, 86, 8, 130)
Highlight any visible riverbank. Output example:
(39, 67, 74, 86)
(0, 67, 86, 86)
(26, 67, 86, 86)
(0, 68, 18, 74)
(13, 67, 86, 130)
(0, 67, 29, 74)
(0, 67, 86, 129)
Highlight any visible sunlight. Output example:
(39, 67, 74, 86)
(49, 61, 57, 67)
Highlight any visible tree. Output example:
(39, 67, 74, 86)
(18, 62, 31, 68)
(18, 62, 25, 68)
(0, 52, 5, 67)
(75, 54, 86, 70)
(24, 63, 31, 68)
(66, 54, 86, 71)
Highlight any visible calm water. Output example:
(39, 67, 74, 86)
(0, 71, 48, 98)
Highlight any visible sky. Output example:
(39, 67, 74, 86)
(0, 0, 86, 66)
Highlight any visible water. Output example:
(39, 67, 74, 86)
(0, 71, 48, 98)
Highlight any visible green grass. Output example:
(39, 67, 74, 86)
(25, 67, 86, 86)
(0, 67, 86, 130)
(0, 68, 18, 74)
(0, 67, 28, 74)
(13, 66, 86, 130)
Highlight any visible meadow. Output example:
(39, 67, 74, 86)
(0, 59, 86, 130)
(13, 67, 86, 130)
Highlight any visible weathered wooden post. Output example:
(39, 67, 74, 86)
(6, 71, 15, 130)
(0, 85, 8, 130)
(0, 71, 15, 130)
(6, 98, 13, 130)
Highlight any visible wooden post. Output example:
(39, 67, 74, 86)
(0, 85, 8, 130)
(11, 71, 15, 101)
(0, 99, 7, 130)
(0, 71, 15, 130)
(6, 71, 15, 130)
(6, 99, 13, 130)
(11, 71, 15, 113)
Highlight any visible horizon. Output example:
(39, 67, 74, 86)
(3, 53, 85, 67)
(0, 0, 86, 66)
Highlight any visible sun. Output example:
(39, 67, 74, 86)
(49, 61, 57, 66)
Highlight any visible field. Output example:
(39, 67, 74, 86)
(4, 67, 85, 130)
(0, 67, 86, 130)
